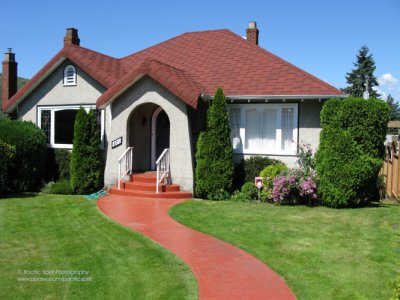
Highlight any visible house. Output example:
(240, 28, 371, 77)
(1, 22, 345, 192)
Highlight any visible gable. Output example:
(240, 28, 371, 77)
(18, 61, 105, 123)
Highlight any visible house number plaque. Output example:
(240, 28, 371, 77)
(111, 137, 123, 149)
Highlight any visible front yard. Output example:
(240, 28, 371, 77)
(170, 200, 400, 300)
(0, 194, 197, 299)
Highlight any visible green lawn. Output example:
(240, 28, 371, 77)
(0, 194, 197, 300)
(170, 200, 400, 300)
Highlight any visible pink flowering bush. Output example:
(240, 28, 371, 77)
(270, 144, 319, 205)
(271, 169, 318, 205)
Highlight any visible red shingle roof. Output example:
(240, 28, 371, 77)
(4, 28, 344, 112)
(97, 58, 204, 108)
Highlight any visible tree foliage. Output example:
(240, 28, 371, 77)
(316, 97, 390, 207)
(195, 87, 233, 199)
(0, 119, 47, 192)
(342, 46, 380, 98)
(387, 94, 400, 120)
(0, 140, 15, 194)
(70, 108, 103, 194)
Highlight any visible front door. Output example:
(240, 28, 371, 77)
(151, 108, 170, 169)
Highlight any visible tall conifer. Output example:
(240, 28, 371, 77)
(343, 45, 380, 98)
(195, 87, 233, 199)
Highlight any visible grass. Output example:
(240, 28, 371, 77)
(170, 200, 400, 300)
(0, 193, 197, 300)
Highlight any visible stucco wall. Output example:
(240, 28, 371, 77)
(298, 100, 323, 152)
(18, 61, 105, 123)
(104, 76, 194, 192)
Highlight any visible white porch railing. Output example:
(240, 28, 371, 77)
(118, 147, 134, 190)
(156, 148, 170, 193)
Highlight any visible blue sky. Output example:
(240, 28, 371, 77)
(2, 0, 399, 100)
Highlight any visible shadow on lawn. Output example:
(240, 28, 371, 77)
(0, 193, 40, 200)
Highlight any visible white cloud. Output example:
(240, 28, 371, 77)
(378, 73, 399, 91)
(374, 87, 387, 100)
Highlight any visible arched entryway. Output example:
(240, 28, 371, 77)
(128, 104, 170, 171)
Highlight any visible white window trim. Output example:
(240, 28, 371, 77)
(37, 105, 105, 149)
(229, 103, 298, 155)
(63, 65, 77, 86)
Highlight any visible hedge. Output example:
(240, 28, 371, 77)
(316, 97, 389, 207)
(0, 140, 16, 194)
(0, 119, 47, 192)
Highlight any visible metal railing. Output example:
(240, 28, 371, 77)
(118, 147, 134, 190)
(156, 148, 170, 193)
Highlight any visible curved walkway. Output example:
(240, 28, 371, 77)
(97, 195, 296, 299)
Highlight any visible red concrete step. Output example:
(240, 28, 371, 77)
(124, 182, 181, 192)
(131, 173, 157, 184)
(110, 186, 192, 199)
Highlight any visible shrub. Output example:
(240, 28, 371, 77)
(41, 180, 73, 194)
(271, 169, 318, 205)
(243, 156, 278, 183)
(233, 160, 246, 191)
(297, 143, 316, 176)
(241, 182, 259, 200)
(45, 148, 71, 182)
(0, 140, 15, 194)
(260, 163, 288, 202)
(230, 190, 251, 202)
(392, 277, 400, 300)
(56, 149, 71, 180)
(0, 111, 8, 120)
(317, 128, 381, 207)
(195, 88, 233, 199)
(316, 97, 389, 207)
(0, 119, 47, 192)
(70, 108, 103, 194)
(260, 163, 288, 189)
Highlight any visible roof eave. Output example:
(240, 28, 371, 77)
(201, 94, 347, 103)
(97, 74, 145, 109)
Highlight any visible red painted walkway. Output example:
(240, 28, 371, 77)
(98, 195, 296, 300)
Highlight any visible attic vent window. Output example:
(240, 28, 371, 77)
(63, 65, 77, 86)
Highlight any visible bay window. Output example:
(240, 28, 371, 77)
(229, 103, 298, 155)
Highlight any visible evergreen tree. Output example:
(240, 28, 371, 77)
(70, 108, 103, 194)
(387, 94, 400, 120)
(343, 45, 380, 98)
(195, 87, 233, 199)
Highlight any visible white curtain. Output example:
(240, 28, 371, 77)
(281, 108, 294, 150)
(245, 109, 260, 150)
(262, 109, 276, 150)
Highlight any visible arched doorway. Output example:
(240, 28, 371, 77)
(151, 107, 170, 169)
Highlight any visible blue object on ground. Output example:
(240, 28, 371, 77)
(85, 185, 111, 200)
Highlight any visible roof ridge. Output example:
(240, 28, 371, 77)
(120, 29, 231, 62)
(68, 44, 120, 62)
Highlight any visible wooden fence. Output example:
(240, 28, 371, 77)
(380, 138, 400, 199)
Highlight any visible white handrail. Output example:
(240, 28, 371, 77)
(118, 147, 134, 190)
(156, 148, 170, 193)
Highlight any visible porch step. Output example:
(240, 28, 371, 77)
(125, 182, 181, 192)
(110, 187, 192, 199)
(111, 172, 192, 199)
